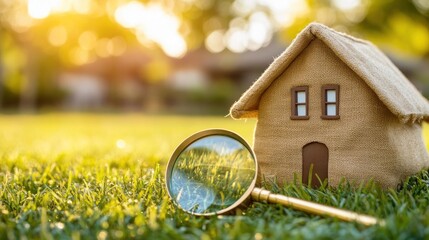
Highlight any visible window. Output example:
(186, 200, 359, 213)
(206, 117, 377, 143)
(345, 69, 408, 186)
(291, 86, 309, 120)
(321, 85, 340, 119)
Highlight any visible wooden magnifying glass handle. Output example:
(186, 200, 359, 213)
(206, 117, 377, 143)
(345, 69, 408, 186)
(251, 187, 384, 226)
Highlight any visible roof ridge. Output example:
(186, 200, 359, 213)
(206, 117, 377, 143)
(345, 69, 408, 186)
(308, 23, 369, 45)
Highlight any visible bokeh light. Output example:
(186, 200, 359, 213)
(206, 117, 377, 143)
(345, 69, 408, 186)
(27, 0, 92, 19)
(95, 38, 110, 58)
(1, 0, 429, 113)
(205, 30, 225, 53)
(78, 31, 97, 51)
(48, 26, 68, 47)
(69, 47, 91, 65)
(332, 0, 361, 11)
(109, 37, 127, 56)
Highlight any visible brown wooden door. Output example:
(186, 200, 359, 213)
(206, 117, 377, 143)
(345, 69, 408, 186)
(302, 142, 329, 187)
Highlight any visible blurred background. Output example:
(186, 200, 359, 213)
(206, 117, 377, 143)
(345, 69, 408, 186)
(0, 0, 428, 115)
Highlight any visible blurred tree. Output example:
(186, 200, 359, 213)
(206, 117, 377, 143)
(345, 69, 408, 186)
(170, 0, 236, 50)
(0, 0, 429, 111)
(289, 0, 429, 57)
(0, 0, 41, 111)
(0, 27, 4, 108)
(154, 0, 429, 57)
(0, 0, 141, 111)
(360, 0, 429, 57)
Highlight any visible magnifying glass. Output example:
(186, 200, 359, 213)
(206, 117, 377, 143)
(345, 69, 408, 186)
(166, 129, 382, 226)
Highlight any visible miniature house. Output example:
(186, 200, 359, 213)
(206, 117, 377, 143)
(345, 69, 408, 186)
(230, 23, 429, 188)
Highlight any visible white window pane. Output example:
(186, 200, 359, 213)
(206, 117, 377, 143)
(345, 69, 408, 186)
(296, 91, 306, 103)
(326, 90, 336, 102)
(297, 105, 307, 116)
(326, 104, 337, 116)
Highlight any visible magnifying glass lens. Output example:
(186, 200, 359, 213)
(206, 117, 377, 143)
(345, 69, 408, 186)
(168, 134, 256, 215)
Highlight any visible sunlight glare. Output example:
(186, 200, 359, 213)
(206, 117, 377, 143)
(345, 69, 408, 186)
(114, 1, 146, 29)
(116, 139, 126, 149)
(138, 5, 179, 41)
(160, 35, 187, 58)
(28, 0, 54, 19)
(115, 2, 187, 58)
(27, 0, 92, 19)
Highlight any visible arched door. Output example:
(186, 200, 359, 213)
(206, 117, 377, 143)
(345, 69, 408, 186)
(302, 142, 329, 187)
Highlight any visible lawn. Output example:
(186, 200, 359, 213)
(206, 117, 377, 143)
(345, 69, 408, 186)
(1, 114, 429, 239)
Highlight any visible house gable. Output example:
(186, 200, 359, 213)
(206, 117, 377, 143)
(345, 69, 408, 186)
(257, 38, 392, 127)
(230, 23, 429, 124)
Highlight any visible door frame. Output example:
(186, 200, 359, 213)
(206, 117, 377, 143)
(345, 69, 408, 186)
(302, 142, 329, 187)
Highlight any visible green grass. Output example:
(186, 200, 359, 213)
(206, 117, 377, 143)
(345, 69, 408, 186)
(1, 114, 429, 239)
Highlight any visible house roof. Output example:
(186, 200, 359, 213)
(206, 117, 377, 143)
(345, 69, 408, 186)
(229, 22, 429, 124)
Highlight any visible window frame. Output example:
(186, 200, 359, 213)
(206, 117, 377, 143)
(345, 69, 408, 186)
(321, 84, 340, 120)
(291, 86, 309, 120)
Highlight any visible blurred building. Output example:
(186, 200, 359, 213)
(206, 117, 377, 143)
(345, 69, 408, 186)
(56, 39, 429, 114)
(57, 40, 287, 113)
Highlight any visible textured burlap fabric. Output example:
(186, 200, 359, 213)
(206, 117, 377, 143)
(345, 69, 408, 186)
(230, 23, 429, 123)
(230, 23, 429, 188)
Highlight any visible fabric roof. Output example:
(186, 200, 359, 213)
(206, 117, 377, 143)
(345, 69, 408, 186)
(230, 23, 429, 124)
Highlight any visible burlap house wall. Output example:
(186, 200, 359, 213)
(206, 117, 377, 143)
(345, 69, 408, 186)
(230, 23, 429, 188)
(254, 38, 428, 188)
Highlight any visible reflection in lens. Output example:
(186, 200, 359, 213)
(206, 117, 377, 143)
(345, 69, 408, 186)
(169, 135, 256, 214)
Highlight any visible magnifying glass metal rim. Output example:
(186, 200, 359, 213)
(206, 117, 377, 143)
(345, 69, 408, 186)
(165, 129, 258, 216)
